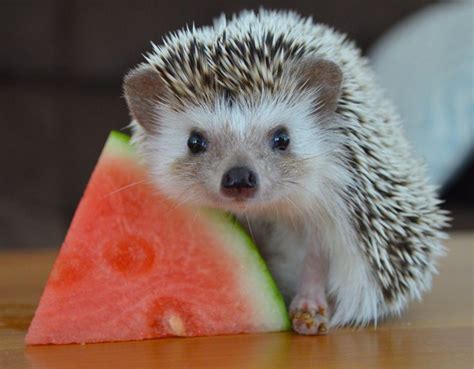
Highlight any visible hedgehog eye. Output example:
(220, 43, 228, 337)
(187, 131, 207, 154)
(271, 128, 290, 151)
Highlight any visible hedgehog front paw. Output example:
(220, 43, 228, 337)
(289, 295, 329, 335)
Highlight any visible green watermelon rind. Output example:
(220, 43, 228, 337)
(110, 130, 131, 145)
(106, 130, 134, 157)
(226, 219, 291, 329)
(204, 209, 291, 330)
(106, 131, 291, 331)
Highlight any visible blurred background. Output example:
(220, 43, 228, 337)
(1, 0, 472, 248)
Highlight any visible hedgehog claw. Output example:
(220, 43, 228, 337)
(290, 296, 329, 335)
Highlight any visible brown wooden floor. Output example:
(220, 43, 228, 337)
(1, 233, 473, 369)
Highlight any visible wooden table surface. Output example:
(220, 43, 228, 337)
(0, 233, 473, 369)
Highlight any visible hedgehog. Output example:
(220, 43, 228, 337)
(123, 9, 449, 335)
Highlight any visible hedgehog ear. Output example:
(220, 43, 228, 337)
(300, 59, 343, 114)
(123, 65, 164, 132)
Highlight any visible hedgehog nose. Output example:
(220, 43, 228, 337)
(221, 166, 258, 199)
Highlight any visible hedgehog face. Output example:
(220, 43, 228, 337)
(131, 92, 345, 218)
(124, 58, 345, 217)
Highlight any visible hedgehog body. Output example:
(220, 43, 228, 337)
(125, 9, 449, 331)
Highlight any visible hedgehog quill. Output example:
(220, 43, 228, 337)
(123, 9, 449, 335)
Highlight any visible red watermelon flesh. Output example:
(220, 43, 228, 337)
(26, 131, 289, 345)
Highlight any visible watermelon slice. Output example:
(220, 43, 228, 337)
(26, 131, 289, 345)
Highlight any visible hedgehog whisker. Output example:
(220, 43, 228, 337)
(103, 179, 152, 198)
(283, 194, 305, 218)
(271, 202, 281, 223)
(299, 154, 321, 162)
(163, 189, 196, 215)
(280, 180, 314, 198)
(244, 213, 256, 244)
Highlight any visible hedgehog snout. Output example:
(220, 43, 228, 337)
(220, 166, 259, 200)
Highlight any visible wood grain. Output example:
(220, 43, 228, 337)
(0, 233, 473, 369)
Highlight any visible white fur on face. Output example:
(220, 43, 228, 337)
(134, 89, 346, 218)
